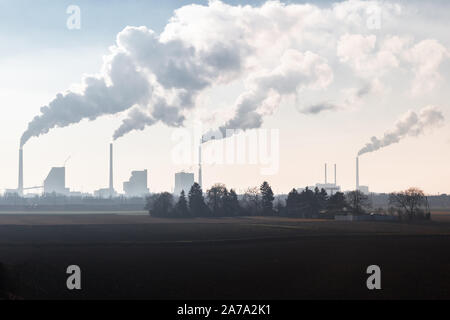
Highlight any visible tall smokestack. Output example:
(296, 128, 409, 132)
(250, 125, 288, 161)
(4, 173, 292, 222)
(109, 143, 114, 197)
(334, 163, 337, 185)
(198, 142, 203, 189)
(356, 157, 359, 191)
(18, 148, 23, 196)
(324, 163, 327, 184)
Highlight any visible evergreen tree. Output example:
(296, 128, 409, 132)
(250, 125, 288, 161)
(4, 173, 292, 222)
(274, 199, 285, 216)
(298, 187, 314, 217)
(260, 181, 274, 216)
(188, 183, 208, 217)
(286, 188, 301, 216)
(327, 192, 347, 213)
(149, 192, 174, 217)
(228, 189, 241, 216)
(222, 188, 241, 216)
(317, 188, 329, 213)
(175, 190, 189, 217)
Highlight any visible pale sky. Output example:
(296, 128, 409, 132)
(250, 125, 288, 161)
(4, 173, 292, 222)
(0, 0, 449, 195)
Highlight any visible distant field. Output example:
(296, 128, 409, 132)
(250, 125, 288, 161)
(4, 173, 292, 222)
(0, 210, 148, 215)
(431, 210, 450, 222)
(1, 214, 450, 299)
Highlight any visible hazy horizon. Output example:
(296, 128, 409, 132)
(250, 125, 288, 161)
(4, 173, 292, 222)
(1, 0, 449, 195)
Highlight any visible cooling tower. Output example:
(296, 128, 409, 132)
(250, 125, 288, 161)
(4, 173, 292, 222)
(18, 148, 23, 196)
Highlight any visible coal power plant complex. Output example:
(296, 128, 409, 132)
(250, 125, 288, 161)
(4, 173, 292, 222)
(3, 141, 375, 201)
(5, 143, 153, 200)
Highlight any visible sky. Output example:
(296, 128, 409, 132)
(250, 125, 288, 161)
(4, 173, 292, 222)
(0, 0, 449, 195)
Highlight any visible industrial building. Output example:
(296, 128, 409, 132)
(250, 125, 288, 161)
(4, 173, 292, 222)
(44, 167, 69, 195)
(123, 170, 149, 197)
(358, 185, 370, 195)
(315, 163, 341, 196)
(174, 172, 195, 195)
(94, 188, 114, 198)
(297, 164, 341, 196)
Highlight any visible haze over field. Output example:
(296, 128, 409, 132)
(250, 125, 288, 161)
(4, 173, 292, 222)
(0, 0, 449, 195)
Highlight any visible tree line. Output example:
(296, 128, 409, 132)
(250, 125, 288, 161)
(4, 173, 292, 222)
(145, 181, 274, 218)
(146, 182, 430, 220)
(146, 181, 369, 218)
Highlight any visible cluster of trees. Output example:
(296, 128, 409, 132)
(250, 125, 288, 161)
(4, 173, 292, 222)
(389, 187, 430, 220)
(146, 182, 430, 220)
(146, 181, 274, 218)
(282, 188, 370, 217)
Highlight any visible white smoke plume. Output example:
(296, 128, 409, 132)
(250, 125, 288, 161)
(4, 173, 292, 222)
(20, 53, 151, 146)
(19, 1, 447, 145)
(299, 102, 340, 115)
(358, 106, 445, 156)
(112, 108, 156, 141)
(204, 49, 333, 142)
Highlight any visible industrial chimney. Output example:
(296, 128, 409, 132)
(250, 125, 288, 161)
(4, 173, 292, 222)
(324, 163, 327, 184)
(109, 143, 114, 197)
(198, 142, 203, 189)
(356, 157, 360, 191)
(18, 148, 23, 196)
(334, 163, 337, 185)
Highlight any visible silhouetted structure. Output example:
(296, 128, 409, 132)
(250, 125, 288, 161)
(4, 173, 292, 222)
(109, 143, 114, 197)
(198, 142, 203, 188)
(18, 148, 23, 196)
(315, 163, 341, 195)
(123, 170, 149, 197)
(94, 143, 117, 198)
(174, 172, 194, 196)
(44, 167, 68, 195)
(356, 157, 359, 191)
(356, 157, 369, 194)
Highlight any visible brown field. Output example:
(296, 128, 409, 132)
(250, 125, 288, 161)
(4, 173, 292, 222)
(1, 212, 450, 299)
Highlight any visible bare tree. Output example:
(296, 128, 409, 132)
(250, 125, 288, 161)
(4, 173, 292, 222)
(242, 187, 261, 216)
(389, 187, 426, 220)
(206, 183, 228, 216)
(346, 190, 370, 215)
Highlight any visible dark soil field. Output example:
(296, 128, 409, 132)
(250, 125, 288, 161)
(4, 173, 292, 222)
(1, 213, 450, 300)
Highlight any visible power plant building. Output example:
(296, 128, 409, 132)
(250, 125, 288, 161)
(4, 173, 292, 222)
(44, 167, 69, 195)
(174, 172, 195, 195)
(315, 164, 341, 195)
(358, 185, 370, 195)
(123, 170, 149, 197)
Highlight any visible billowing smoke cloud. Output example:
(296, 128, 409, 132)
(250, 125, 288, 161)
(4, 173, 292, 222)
(358, 106, 445, 156)
(20, 1, 448, 145)
(113, 108, 156, 140)
(20, 53, 151, 146)
(204, 49, 333, 141)
(21, 17, 249, 145)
